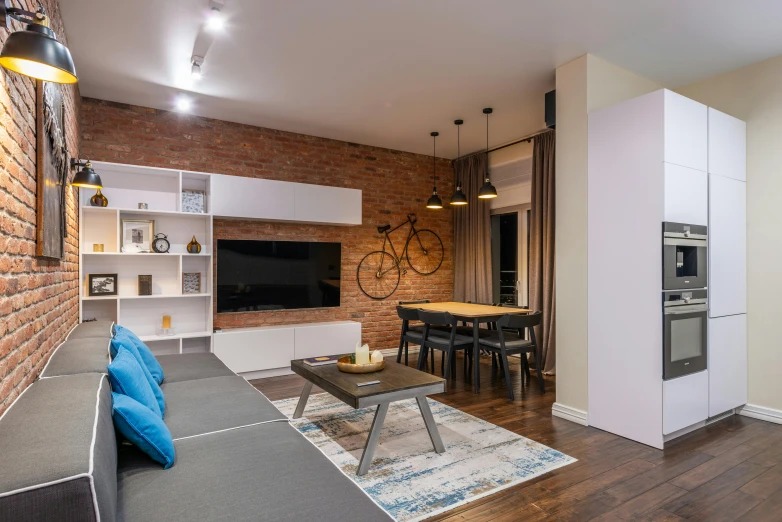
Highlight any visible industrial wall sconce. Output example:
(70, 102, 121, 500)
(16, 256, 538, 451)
(70, 159, 102, 189)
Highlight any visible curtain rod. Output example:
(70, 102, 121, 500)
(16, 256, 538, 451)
(452, 128, 553, 163)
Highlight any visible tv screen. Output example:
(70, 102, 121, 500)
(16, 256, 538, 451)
(217, 239, 341, 313)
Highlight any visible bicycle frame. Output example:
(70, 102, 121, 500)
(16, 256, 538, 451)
(376, 214, 424, 276)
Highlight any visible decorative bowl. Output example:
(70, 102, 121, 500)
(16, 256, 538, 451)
(336, 355, 385, 374)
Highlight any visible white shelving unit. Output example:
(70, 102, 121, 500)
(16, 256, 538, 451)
(79, 162, 214, 355)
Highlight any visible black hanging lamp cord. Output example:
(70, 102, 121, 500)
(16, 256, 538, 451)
(450, 119, 468, 205)
(426, 131, 443, 209)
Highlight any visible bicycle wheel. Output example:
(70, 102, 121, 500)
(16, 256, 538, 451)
(357, 251, 400, 300)
(406, 229, 444, 275)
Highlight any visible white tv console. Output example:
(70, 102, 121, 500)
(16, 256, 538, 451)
(213, 321, 362, 379)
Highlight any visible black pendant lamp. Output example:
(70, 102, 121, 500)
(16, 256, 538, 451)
(450, 119, 468, 206)
(478, 108, 498, 199)
(426, 131, 443, 210)
(0, 3, 77, 84)
(70, 159, 103, 189)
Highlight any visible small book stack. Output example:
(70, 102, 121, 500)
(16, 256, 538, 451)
(302, 355, 340, 366)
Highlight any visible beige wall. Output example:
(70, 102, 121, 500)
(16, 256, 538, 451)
(555, 54, 661, 414)
(678, 55, 782, 413)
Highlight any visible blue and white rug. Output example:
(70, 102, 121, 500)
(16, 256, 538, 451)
(273, 393, 576, 521)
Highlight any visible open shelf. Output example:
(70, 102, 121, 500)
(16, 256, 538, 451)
(82, 293, 211, 301)
(139, 331, 212, 342)
(84, 206, 210, 217)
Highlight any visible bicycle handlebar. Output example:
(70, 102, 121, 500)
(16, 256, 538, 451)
(407, 213, 417, 224)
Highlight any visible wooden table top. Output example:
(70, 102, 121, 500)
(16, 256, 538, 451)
(291, 358, 445, 408)
(399, 301, 532, 318)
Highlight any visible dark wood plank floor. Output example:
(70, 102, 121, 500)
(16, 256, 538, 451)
(252, 353, 782, 521)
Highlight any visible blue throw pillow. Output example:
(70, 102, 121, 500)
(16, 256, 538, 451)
(110, 333, 166, 417)
(113, 325, 165, 384)
(108, 348, 162, 418)
(112, 392, 176, 469)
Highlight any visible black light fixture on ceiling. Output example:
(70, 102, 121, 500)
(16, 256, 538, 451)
(70, 158, 103, 189)
(478, 108, 498, 199)
(0, 1, 77, 84)
(426, 131, 443, 210)
(450, 119, 468, 206)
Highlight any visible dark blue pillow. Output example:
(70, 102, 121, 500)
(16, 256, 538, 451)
(112, 392, 176, 469)
(107, 348, 162, 418)
(113, 325, 165, 384)
(110, 334, 166, 417)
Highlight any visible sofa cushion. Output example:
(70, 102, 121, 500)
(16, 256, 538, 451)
(67, 320, 115, 341)
(108, 348, 163, 418)
(116, 422, 391, 522)
(110, 337, 166, 417)
(0, 373, 117, 522)
(161, 376, 287, 439)
(113, 325, 165, 384)
(40, 337, 111, 378)
(112, 393, 176, 469)
(155, 353, 235, 383)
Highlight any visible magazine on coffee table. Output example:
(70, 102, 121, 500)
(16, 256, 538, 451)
(302, 355, 340, 366)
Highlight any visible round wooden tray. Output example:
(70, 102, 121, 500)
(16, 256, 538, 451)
(336, 355, 385, 374)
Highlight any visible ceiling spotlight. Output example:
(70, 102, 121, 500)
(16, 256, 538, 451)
(191, 55, 203, 80)
(205, 1, 225, 31)
(176, 97, 192, 112)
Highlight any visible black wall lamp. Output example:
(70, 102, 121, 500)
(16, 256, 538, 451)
(70, 159, 102, 189)
(426, 131, 443, 210)
(0, 1, 77, 83)
(478, 108, 498, 199)
(450, 119, 467, 206)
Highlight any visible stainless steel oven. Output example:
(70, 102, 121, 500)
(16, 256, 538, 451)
(663, 222, 707, 290)
(663, 289, 708, 380)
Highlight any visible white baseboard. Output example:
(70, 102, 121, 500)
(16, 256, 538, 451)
(551, 402, 589, 426)
(240, 368, 294, 381)
(738, 404, 782, 425)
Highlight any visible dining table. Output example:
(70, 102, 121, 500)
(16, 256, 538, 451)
(399, 301, 532, 394)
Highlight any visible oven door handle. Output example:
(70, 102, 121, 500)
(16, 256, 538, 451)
(664, 237, 707, 247)
(664, 307, 707, 315)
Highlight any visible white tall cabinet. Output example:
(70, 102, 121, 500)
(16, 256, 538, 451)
(587, 90, 747, 449)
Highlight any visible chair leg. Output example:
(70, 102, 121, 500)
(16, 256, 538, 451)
(524, 354, 531, 381)
(417, 346, 428, 371)
(443, 348, 453, 383)
(441, 350, 445, 375)
(451, 351, 457, 379)
(405, 342, 409, 366)
(535, 349, 545, 394)
(501, 349, 514, 401)
(491, 352, 497, 372)
(397, 336, 404, 364)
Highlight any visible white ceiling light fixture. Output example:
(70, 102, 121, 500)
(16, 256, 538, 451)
(191, 55, 204, 80)
(175, 96, 192, 112)
(205, 0, 226, 32)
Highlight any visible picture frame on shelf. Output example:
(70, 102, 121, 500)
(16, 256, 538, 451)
(183, 272, 202, 294)
(181, 190, 206, 213)
(121, 219, 154, 253)
(88, 274, 118, 297)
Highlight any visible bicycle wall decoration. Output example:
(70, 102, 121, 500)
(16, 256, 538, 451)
(357, 213, 444, 300)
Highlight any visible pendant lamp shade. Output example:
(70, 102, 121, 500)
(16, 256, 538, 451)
(479, 108, 498, 199)
(450, 119, 468, 206)
(426, 131, 443, 209)
(0, 4, 77, 84)
(71, 160, 102, 189)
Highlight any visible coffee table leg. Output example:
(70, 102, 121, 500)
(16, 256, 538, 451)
(357, 402, 389, 476)
(292, 381, 313, 419)
(416, 396, 445, 454)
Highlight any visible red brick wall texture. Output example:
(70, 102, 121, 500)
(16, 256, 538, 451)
(80, 98, 456, 352)
(0, 0, 80, 415)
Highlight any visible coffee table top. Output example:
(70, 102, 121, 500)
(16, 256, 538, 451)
(291, 358, 445, 409)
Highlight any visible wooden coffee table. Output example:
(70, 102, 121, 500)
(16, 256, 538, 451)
(290, 358, 446, 475)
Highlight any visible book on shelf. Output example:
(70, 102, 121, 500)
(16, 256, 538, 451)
(302, 355, 340, 366)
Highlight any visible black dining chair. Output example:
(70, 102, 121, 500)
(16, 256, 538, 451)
(417, 310, 474, 385)
(478, 312, 544, 400)
(396, 305, 426, 367)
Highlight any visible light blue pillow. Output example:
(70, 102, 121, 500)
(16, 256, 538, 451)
(112, 392, 176, 469)
(113, 325, 165, 384)
(107, 348, 162, 418)
(110, 334, 166, 417)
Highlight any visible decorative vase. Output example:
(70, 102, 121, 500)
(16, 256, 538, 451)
(90, 188, 108, 207)
(187, 236, 202, 254)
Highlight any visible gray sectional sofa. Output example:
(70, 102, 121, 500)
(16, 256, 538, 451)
(0, 321, 392, 521)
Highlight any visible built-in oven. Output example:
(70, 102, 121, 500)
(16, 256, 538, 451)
(663, 222, 707, 290)
(663, 289, 708, 380)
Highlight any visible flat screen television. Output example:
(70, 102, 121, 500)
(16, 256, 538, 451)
(216, 239, 341, 313)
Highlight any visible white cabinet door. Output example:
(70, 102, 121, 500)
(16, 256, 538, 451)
(708, 315, 747, 416)
(211, 174, 295, 221)
(294, 321, 361, 359)
(294, 184, 362, 225)
(708, 108, 746, 182)
(664, 90, 708, 172)
(709, 174, 747, 317)
(664, 163, 708, 225)
(663, 370, 709, 435)
(213, 327, 295, 373)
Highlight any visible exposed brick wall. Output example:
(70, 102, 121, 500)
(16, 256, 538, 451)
(80, 98, 454, 351)
(0, 0, 80, 415)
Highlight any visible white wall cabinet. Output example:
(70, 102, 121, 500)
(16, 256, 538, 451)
(664, 163, 708, 225)
(708, 108, 747, 182)
(664, 90, 708, 172)
(663, 371, 709, 435)
(294, 321, 361, 360)
(709, 174, 747, 317)
(708, 315, 747, 416)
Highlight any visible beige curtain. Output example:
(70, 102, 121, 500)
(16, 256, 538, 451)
(529, 131, 556, 374)
(453, 153, 492, 303)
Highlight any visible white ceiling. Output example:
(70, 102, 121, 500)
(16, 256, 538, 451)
(60, 0, 782, 158)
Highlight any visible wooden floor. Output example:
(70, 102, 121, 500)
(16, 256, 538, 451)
(252, 353, 782, 521)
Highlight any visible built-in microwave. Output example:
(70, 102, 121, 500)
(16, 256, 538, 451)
(662, 222, 707, 290)
(663, 289, 708, 380)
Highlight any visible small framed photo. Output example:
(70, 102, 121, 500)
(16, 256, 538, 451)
(88, 274, 118, 296)
(182, 272, 202, 294)
(121, 219, 154, 253)
(181, 190, 205, 213)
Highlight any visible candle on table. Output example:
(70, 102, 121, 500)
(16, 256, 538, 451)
(355, 342, 370, 365)
(162, 315, 171, 329)
(371, 350, 383, 364)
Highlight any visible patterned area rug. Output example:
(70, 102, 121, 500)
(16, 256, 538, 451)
(273, 393, 576, 521)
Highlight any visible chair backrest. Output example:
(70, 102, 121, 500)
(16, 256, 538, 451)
(496, 311, 542, 330)
(468, 301, 496, 306)
(417, 309, 455, 327)
(499, 303, 526, 309)
(398, 300, 431, 305)
(396, 305, 421, 322)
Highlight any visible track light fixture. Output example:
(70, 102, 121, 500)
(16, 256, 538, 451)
(450, 119, 468, 206)
(191, 55, 204, 79)
(426, 132, 443, 210)
(70, 159, 102, 189)
(205, 0, 225, 31)
(478, 108, 498, 199)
